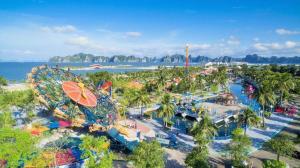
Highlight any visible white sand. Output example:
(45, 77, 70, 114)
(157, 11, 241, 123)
(67, 65, 176, 71)
(2, 83, 29, 91)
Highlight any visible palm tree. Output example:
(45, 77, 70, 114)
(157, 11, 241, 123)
(204, 74, 214, 87)
(191, 114, 217, 139)
(254, 80, 276, 127)
(0, 76, 7, 91)
(0, 111, 15, 128)
(157, 94, 175, 127)
(156, 67, 168, 90)
(130, 90, 151, 118)
(217, 66, 228, 90)
(182, 75, 194, 93)
(196, 75, 206, 91)
(117, 98, 129, 119)
(276, 73, 295, 104)
(185, 114, 216, 168)
(238, 108, 260, 136)
(266, 135, 295, 161)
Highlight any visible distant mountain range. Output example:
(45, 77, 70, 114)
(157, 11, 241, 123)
(49, 53, 300, 64)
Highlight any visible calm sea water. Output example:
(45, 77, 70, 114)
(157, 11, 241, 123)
(0, 62, 186, 81)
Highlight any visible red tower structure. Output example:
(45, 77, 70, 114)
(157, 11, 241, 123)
(185, 44, 189, 75)
(185, 44, 189, 68)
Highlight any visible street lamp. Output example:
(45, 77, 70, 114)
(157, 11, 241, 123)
(270, 105, 274, 112)
(260, 110, 263, 117)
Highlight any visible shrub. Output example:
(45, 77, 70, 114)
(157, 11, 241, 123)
(129, 141, 165, 168)
(0, 128, 37, 167)
(143, 111, 152, 119)
(264, 111, 272, 118)
(0, 76, 8, 86)
(229, 128, 252, 167)
(263, 160, 286, 168)
(266, 135, 295, 161)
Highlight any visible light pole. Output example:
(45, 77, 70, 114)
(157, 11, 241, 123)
(260, 110, 263, 117)
(270, 105, 274, 113)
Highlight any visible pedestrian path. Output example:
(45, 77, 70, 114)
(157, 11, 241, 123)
(210, 113, 294, 156)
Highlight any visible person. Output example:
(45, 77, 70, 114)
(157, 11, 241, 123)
(137, 130, 141, 140)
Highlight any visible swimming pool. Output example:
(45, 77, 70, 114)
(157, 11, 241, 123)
(152, 82, 262, 138)
(215, 82, 261, 138)
(230, 83, 261, 112)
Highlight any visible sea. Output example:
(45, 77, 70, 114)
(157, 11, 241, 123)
(0, 62, 188, 82)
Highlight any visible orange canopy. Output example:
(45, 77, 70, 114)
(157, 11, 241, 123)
(62, 81, 97, 107)
(100, 81, 112, 91)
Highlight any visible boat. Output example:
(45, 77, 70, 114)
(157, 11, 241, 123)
(89, 64, 102, 69)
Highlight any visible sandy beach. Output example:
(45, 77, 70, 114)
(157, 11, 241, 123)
(2, 83, 29, 91)
(65, 65, 176, 71)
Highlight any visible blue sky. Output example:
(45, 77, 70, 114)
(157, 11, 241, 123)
(0, 0, 300, 61)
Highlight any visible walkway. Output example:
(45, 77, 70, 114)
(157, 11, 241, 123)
(211, 113, 295, 156)
(128, 105, 298, 167)
(248, 94, 300, 168)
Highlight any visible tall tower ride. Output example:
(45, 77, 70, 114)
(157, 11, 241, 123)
(185, 44, 189, 74)
(185, 44, 189, 68)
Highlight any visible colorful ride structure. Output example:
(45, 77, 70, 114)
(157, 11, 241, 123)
(27, 65, 117, 129)
(97, 80, 113, 96)
(28, 65, 155, 152)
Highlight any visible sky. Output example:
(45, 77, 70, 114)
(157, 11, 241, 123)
(0, 0, 300, 61)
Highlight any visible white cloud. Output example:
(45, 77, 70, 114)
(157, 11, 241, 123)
(23, 50, 34, 54)
(253, 37, 260, 42)
(253, 43, 269, 51)
(3, 21, 300, 61)
(285, 41, 297, 48)
(276, 28, 300, 35)
(251, 41, 300, 55)
(125, 31, 142, 38)
(0, 49, 35, 55)
(65, 36, 90, 46)
(183, 42, 241, 56)
(253, 41, 298, 51)
(190, 44, 211, 50)
(36, 35, 300, 57)
(227, 36, 240, 45)
(168, 30, 180, 38)
(64, 36, 114, 52)
(41, 25, 77, 33)
(96, 28, 142, 39)
(270, 43, 282, 50)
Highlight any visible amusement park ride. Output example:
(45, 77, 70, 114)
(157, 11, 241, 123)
(185, 44, 189, 74)
(28, 65, 118, 132)
(62, 81, 98, 108)
(27, 45, 190, 151)
(28, 65, 145, 151)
